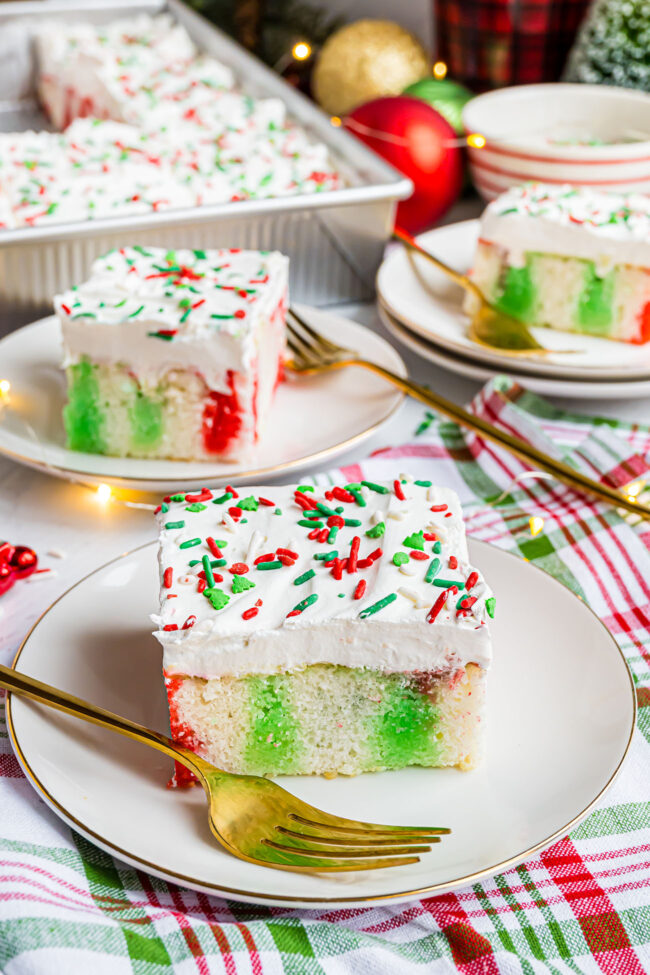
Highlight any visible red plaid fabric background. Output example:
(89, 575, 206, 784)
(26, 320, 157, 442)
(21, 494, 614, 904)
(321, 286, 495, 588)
(435, 0, 591, 88)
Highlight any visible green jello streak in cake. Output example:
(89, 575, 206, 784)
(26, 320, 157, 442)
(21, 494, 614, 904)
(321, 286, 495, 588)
(245, 675, 301, 772)
(368, 676, 441, 769)
(64, 357, 106, 453)
(495, 260, 535, 320)
(577, 264, 614, 334)
(128, 389, 163, 448)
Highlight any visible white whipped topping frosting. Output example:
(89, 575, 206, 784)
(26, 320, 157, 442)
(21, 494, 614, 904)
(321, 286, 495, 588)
(152, 478, 494, 679)
(480, 183, 650, 272)
(0, 15, 340, 230)
(56, 245, 288, 393)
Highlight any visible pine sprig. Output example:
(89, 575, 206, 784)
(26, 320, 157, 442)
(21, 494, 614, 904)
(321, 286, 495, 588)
(564, 0, 650, 90)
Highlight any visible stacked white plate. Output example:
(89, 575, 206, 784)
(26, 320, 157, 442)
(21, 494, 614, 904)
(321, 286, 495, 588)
(377, 221, 650, 400)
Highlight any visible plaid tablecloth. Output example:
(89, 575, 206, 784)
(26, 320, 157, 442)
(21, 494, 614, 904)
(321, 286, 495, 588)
(1, 376, 649, 974)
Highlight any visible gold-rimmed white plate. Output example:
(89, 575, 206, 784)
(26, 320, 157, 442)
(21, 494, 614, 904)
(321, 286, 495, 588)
(377, 221, 650, 381)
(0, 305, 405, 493)
(7, 540, 635, 909)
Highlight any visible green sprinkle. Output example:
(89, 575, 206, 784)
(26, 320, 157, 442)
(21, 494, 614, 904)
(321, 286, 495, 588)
(315, 502, 338, 518)
(328, 526, 339, 544)
(294, 569, 316, 586)
(361, 480, 389, 494)
(189, 558, 226, 568)
(297, 485, 314, 492)
(314, 550, 338, 561)
(338, 593, 345, 598)
(291, 593, 319, 614)
(298, 519, 323, 529)
(359, 593, 397, 619)
(160, 502, 169, 514)
(232, 575, 256, 594)
(302, 511, 322, 520)
(170, 494, 185, 502)
(366, 521, 385, 538)
(164, 520, 185, 530)
(275, 509, 282, 516)
(414, 480, 432, 487)
(211, 313, 236, 320)
(179, 538, 201, 549)
(147, 331, 175, 341)
(213, 492, 233, 504)
(257, 560, 283, 570)
(202, 554, 215, 588)
(432, 578, 465, 590)
(345, 483, 362, 490)
(403, 531, 425, 551)
(203, 587, 229, 611)
(193, 249, 206, 259)
(486, 596, 496, 618)
(185, 503, 207, 513)
(425, 558, 441, 583)
(392, 552, 409, 566)
(348, 488, 366, 507)
(344, 518, 362, 527)
(127, 304, 145, 318)
(238, 496, 259, 512)
(432, 541, 442, 554)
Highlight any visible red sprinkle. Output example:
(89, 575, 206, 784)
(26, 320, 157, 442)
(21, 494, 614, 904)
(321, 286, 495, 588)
(286, 609, 301, 618)
(324, 490, 334, 501)
(254, 553, 275, 565)
(228, 506, 242, 520)
(394, 479, 406, 501)
(182, 615, 197, 629)
(457, 596, 478, 616)
(449, 556, 458, 570)
(445, 512, 453, 518)
(356, 558, 372, 569)
(277, 548, 298, 559)
(166, 593, 177, 599)
(60, 303, 72, 315)
(368, 548, 383, 562)
(331, 558, 346, 581)
(163, 567, 173, 589)
(206, 537, 223, 559)
(424, 532, 437, 541)
(348, 536, 360, 573)
(197, 578, 207, 593)
(242, 607, 258, 620)
(277, 553, 296, 566)
(226, 485, 239, 498)
(163, 624, 179, 631)
(426, 586, 458, 624)
(327, 515, 345, 528)
(307, 529, 321, 540)
(410, 551, 429, 560)
(255, 599, 263, 607)
(466, 571, 479, 590)
(258, 497, 275, 506)
(154, 505, 162, 515)
(185, 488, 212, 503)
(294, 490, 318, 510)
(430, 504, 448, 512)
(353, 579, 367, 600)
(234, 309, 246, 319)
(317, 528, 329, 543)
(229, 562, 249, 575)
(332, 486, 355, 503)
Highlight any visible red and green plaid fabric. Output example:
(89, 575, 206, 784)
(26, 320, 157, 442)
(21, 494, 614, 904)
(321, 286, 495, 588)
(1, 376, 649, 973)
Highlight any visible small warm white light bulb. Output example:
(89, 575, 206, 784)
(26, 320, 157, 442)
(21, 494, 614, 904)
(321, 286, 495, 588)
(432, 61, 447, 79)
(96, 483, 112, 504)
(330, 115, 342, 127)
(0, 379, 10, 396)
(467, 132, 486, 149)
(292, 41, 311, 61)
(529, 516, 545, 537)
(625, 479, 645, 502)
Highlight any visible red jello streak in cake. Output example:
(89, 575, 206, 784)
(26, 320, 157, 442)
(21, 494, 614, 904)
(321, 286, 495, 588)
(201, 371, 243, 454)
(165, 675, 205, 787)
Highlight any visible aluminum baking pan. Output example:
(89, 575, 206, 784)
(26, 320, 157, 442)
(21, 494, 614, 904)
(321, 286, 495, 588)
(0, 0, 412, 325)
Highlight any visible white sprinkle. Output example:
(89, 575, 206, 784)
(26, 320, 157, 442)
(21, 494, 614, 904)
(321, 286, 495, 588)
(427, 520, 447, 540)
(398, 586, 419, 603)
(359, 485, 370, 501)
(399, 563, 416, 576)
(399, 472, 413, 483)
(177, 574, 195, 585)
(427, 486, 436, 502)
(370, 510, 383, 525)
(246, 530, 264, 564)
(46, 549, 66, 559)
(387, 510, 406, 521)
(221, 513, 236, 533)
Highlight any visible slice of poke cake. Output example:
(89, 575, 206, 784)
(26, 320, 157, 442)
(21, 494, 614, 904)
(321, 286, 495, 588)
(466, 183, 650, 343)
(152, 477, 494, 782)
(55, 246, 288, 462)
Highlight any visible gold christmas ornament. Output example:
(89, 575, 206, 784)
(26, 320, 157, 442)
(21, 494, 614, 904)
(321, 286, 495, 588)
(313, 20, 430, 117)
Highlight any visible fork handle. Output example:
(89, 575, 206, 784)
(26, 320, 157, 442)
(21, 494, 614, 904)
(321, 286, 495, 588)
(392, 229, 483, 300)
(0, 663, 202, 775)
(352, 359, 650, 521)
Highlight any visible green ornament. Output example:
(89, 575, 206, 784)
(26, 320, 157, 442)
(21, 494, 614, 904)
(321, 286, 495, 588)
(402, 78, 473, 135)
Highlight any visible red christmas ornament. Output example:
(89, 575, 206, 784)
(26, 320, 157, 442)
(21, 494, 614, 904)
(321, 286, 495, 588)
(344, 95, 463, 234)
(0, 540, 38, 594)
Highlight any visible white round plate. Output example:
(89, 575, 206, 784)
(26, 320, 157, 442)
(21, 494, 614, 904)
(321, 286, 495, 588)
(377, 221, 650, 381)
(8, 541, 635, 909)
(0, 306, 404, 493)
(379, 302, 650, 400)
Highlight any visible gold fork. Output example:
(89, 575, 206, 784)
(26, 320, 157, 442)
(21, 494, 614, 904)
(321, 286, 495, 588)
(0, 664, 449, 873)
(286, 306, 650, 522)
(393, 229, 552, 356)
